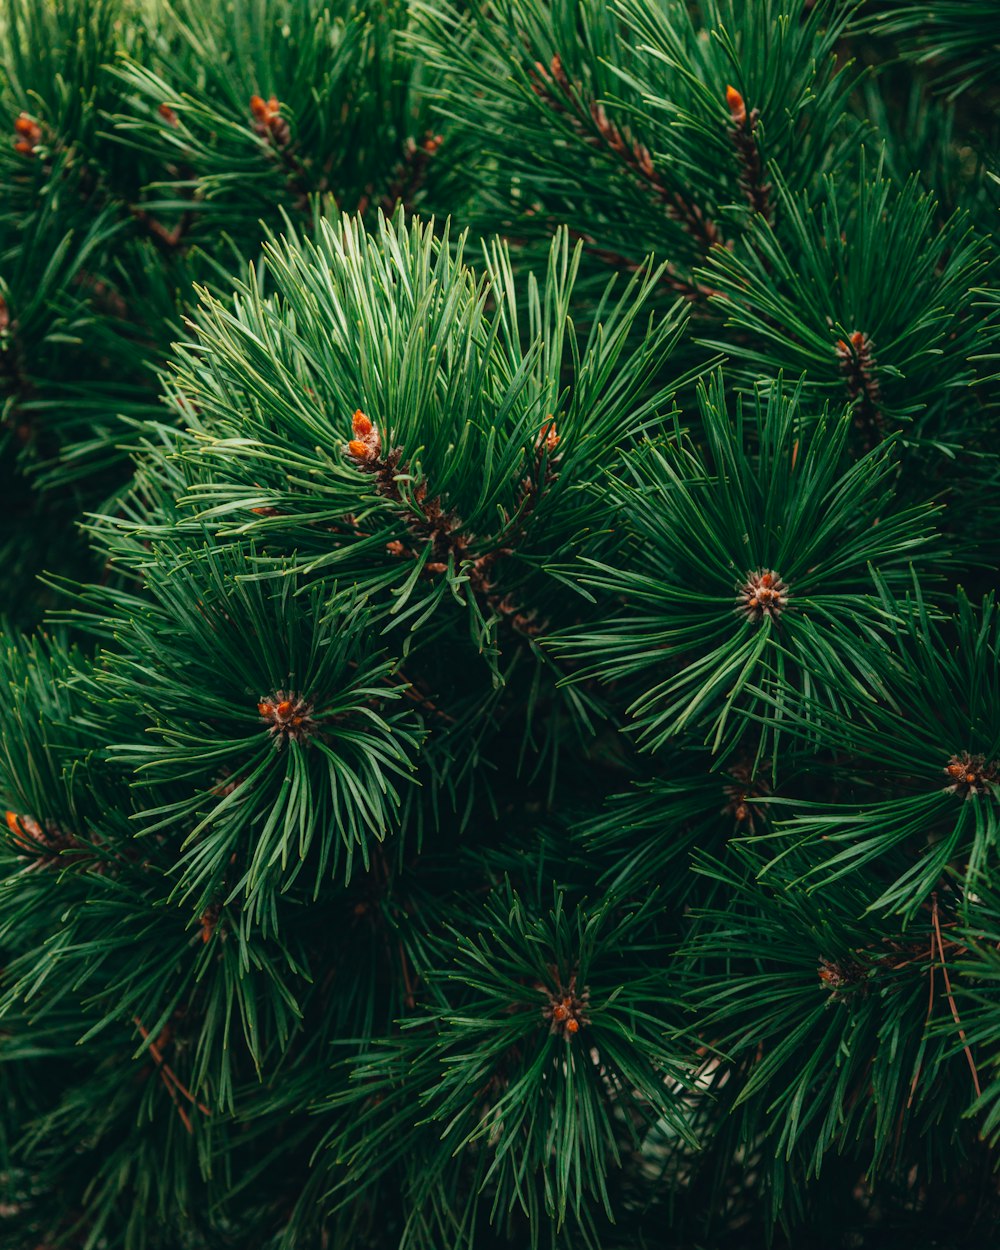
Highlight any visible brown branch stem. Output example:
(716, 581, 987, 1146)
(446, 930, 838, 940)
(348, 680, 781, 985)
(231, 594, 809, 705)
(134, 1016, 211, 1134)
(931, 893, 981, 1098)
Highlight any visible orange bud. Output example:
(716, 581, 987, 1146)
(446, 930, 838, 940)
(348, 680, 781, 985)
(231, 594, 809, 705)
(553, 1003, 568, 1021)
(5, 811, 42, 848)
(249, 94, 267, 119)
(158, 102, 179, 126)
(258, 701, 273, 716)
(565, 1018, 580, 1034)
(348, 439, 369, 459)
(276, 700, 294, 717)
(352, 409, 373, 437)
(14, 115, 35, 135)
(725, 85, 746, 125)
(536, 418, 560, 455)
(14, 139, 33, 154)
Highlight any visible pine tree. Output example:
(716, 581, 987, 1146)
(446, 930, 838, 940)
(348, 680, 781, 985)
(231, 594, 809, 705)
(2, 3, 1000, 1249)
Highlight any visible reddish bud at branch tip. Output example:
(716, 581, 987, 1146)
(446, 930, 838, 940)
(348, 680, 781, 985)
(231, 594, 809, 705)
(250, 94, 281, 119)
(346, 409, 381, 463)
(836, 331, 868, 358)
(12, 112, 42, 155)
(536, 418, 560, 455)
(725, 85, 747, 125)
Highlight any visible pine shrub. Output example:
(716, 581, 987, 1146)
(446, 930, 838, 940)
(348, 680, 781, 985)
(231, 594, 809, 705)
(2, 2, 1000, 1248)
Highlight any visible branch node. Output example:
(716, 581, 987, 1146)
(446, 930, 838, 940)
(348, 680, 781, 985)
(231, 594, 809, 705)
(258, 691, 317, 747)
(836, 330, 885, 450)
(540, 971, 590, 1039)
(737, 569, 788, 623)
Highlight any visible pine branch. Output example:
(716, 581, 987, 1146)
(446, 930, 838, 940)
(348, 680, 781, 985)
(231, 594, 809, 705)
(566, 227, 722, 303)
(345, 408, 558, 636)
(528, 53, 722, 252)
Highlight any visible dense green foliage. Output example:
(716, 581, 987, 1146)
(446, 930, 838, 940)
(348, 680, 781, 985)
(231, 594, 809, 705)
(2, 2, 1000, 1248)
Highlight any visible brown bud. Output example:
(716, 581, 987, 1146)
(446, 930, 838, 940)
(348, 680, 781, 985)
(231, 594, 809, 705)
(5, 810, 45, 852)
(634, 143, 655, 178)
(199, 906, 219, 943)
(536, 418, 560, 456)
(738, 569, 789, 622)
(258, 690, 317, 746)
(346, 409, 381, 463)
(725, 85, 747, 127)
